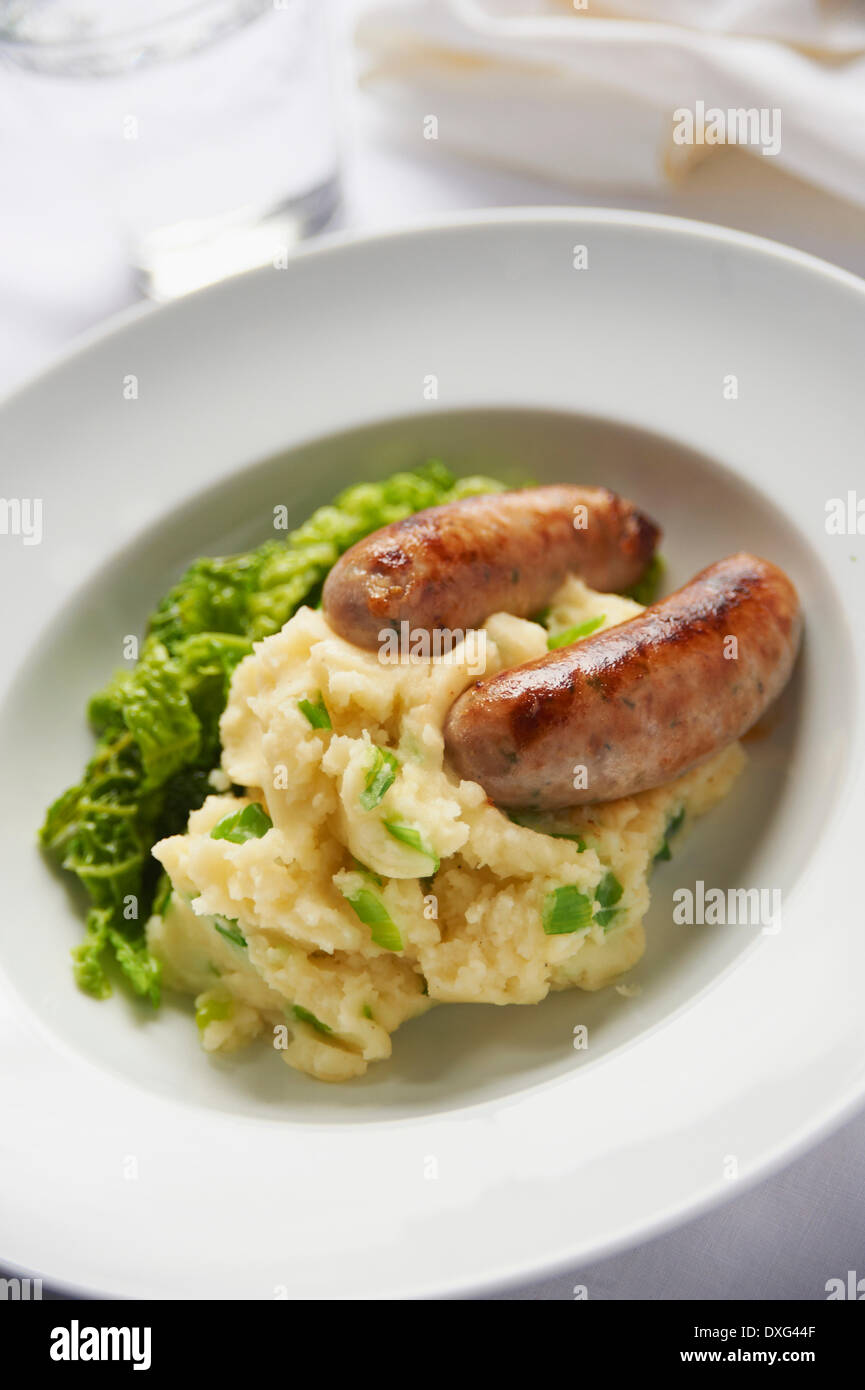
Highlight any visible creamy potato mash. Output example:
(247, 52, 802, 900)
(149, 578, 744, 1082)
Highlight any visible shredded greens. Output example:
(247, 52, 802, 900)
(40, 461, 502, 1003)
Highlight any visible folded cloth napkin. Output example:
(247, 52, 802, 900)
(355, 0, 865, 205)
(547, 1, 865, 55)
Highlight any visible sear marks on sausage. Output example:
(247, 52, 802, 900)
(443, 553, 801, 809)
(322, 485, 660, 649)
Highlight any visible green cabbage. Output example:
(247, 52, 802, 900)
(40, 462, 504, 1003)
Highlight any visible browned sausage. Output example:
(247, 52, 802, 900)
(322, 485, 659, 649)
(444, 553, 801, 808)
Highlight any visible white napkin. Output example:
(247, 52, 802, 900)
(355, 0, 865, 204)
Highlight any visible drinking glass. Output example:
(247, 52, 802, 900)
(0, 0, 341, 299)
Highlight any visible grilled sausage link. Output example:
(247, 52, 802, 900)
(322, 485, 659, 649)
(444, 553, 801, 808)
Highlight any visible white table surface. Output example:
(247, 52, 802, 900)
(2, 2, 864, 1302)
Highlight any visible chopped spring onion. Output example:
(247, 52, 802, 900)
(383, 820, 439, 871)
(360, 746, 399, 810)
(625, 554, 665, 607)
(291, 1004, 332, 1035)
(594, 872, 624, 929)
(507, 810, 586, 850)
(350, 856, 383, 887)
(654, 807, 685, 863)
(195, 996, 233, 1031)
(345, 889, 403, 952)
(546, 614, 605, 650)
(213, 917, 247, 949)
(297, 693, 332, 730)
(542, 885, 594, 935)
(210, 801, 272, 843)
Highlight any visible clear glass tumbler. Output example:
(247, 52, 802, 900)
(0, 0, 341, 299)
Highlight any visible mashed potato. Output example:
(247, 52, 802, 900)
(149, 577, 744, 1082)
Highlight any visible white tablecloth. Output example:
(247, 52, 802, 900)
(2, 0, 864, 1302)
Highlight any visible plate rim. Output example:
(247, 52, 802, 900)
(1, 206, 864, 1300)
(3, 205, 865, 420)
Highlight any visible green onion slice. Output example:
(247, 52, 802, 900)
(360, 746, 399, 810)
(542, 885, 594, 935)
(547, 614, 605, 650)
(383, 820, 439, 871)
(594, 872, 624, 929)
(210, 802, 272, 843)
(345, 888, 403, 952)
(507, 810, 586, 850)
(213, 917, 247, 949)
(290, 1004, 332, 1035)
(297, 694, 332, 730)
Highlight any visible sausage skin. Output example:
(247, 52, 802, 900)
(444, 553, 801, 808)
(322, 485, 659, 649)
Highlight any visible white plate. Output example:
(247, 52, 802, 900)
(0, 210, 863, 1300)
